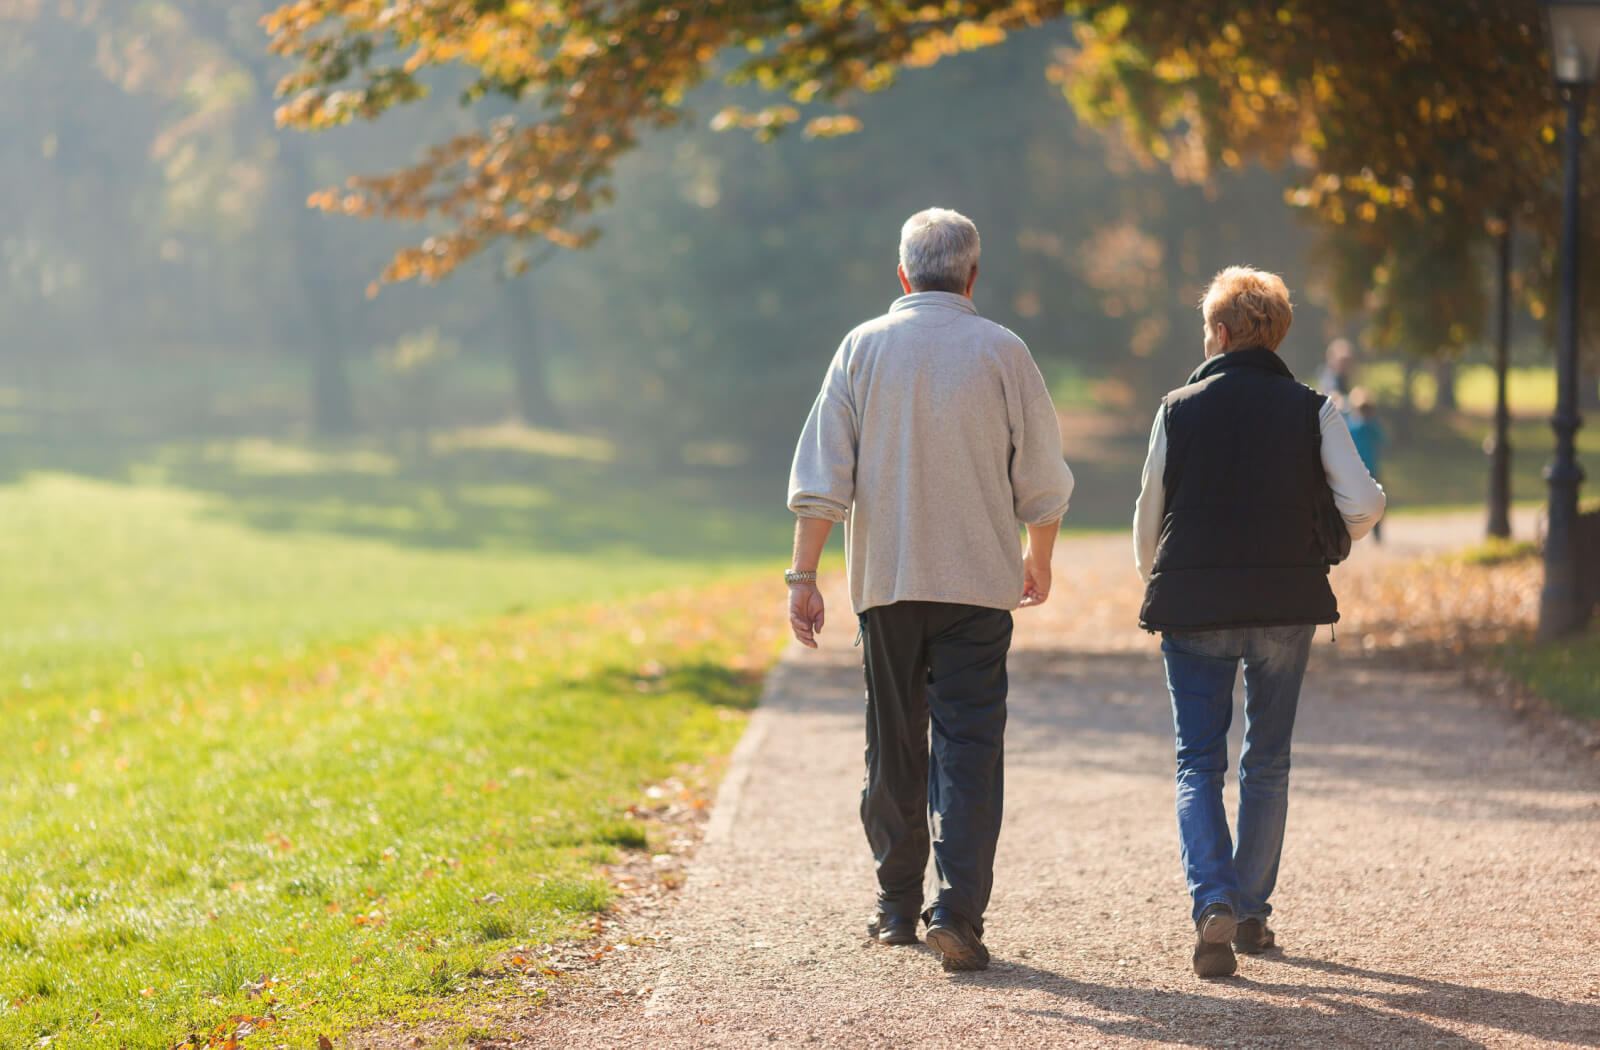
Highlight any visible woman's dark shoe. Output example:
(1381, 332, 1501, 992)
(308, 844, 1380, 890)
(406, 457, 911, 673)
(1192, 902, 1238, 978)
(1233, 918, 1276, 954)
(923, 909, 990, 971)
(866, 911, 920, 946)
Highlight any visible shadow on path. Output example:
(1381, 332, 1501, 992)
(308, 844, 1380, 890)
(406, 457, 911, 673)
(954, 953, 1600, 1049)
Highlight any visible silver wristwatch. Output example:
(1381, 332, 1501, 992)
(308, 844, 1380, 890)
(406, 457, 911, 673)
(784, 569, 818, 585)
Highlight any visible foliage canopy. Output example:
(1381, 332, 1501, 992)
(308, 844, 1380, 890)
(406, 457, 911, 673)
(266, 2, 1576, 345)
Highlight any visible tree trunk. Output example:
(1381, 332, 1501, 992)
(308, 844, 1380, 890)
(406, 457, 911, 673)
(1431, 357, 1459, 413)
(1391, 357, 1420, 442)
(277, 136, 355, 436)
(311, 341, 354, 437)
(193, 11, 358, 437)
(500, 278, 558, 426)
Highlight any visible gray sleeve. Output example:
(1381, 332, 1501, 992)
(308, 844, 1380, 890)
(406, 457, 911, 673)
(1320, 400, 1386, 540)
(1133, 407, 1167, 581)
(1008, 353, 1075, 526)
(787, 342, 858, 522)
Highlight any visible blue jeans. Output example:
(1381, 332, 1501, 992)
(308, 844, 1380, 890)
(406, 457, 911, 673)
(1161, 625, 1314, 923)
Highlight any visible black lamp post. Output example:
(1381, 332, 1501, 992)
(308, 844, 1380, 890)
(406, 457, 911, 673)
(1539, 0, 1600, 639)
(1488, 212, 1514, 540)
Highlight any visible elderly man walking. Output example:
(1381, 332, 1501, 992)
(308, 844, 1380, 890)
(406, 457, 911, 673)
(786, 207, 1075, 972)
(1134, 266, 1386, 978)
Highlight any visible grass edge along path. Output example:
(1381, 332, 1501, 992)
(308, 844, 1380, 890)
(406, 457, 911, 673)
(0, 576, 785, 1050)
(1498, 628, 1600, 722)
(1334, 536, 1599, 727)
(1455, 538, 1600, 723)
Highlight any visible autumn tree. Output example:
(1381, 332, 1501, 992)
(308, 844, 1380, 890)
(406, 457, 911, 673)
(1060, 2, 1596, 402)
(265, 3, 1568, 279)
(263, 1, 1083, 285)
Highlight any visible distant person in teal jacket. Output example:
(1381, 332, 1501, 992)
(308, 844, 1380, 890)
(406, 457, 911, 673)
(1345, 387, 1387, 542)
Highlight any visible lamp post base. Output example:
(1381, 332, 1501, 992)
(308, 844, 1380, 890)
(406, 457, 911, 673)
(1537, 584, 1589, 640)
(1487, 436, 1513, 539)
(1540, 455, 1589, 639)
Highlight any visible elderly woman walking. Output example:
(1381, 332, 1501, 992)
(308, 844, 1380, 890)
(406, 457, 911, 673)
(1134, 267, 1386, 978)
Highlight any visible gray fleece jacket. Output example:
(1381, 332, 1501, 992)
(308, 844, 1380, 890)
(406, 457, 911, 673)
(787, 291, 1075, 614)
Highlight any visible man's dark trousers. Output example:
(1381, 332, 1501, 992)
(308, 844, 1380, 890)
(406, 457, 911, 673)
(859, 600, 1012, 935)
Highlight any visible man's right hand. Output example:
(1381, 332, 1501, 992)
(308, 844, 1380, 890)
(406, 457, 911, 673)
(1020, 521, 1059, 608)
(1020, 551, 1053, 607)
(788, 582, 826, 648)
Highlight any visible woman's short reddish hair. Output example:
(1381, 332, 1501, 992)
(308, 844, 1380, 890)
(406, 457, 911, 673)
(1201, 266, 1294, 351)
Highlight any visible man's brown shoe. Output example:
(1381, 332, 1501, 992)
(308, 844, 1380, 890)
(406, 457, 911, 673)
(1192, 902, 1238, 978)
(923, 910, 990, 972)
(1233, 918, 1276, 954)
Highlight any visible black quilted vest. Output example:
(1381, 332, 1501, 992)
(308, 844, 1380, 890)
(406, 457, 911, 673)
(1138, 347, 1339, 633)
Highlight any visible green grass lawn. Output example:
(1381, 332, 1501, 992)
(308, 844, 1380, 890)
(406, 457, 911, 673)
(1, 425, 790, 689)
(1360, 362, 1559, 416)
(0, 435, 789, 1049)
(1379, 412, 1600, 511)
(2, 470, 774, 695)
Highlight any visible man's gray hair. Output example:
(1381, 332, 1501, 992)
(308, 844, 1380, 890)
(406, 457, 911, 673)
(898, 207, 981, 294)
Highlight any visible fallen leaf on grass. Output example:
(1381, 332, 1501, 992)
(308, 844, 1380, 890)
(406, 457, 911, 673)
(318, 1037, 334, 1050)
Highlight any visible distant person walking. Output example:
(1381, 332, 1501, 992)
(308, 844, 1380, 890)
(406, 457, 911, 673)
(786, 207, 1076, 972)
(1345, 387, 1387, 542)
(1317, 337, 1356, 405)
(1133, 267, 1385, 978)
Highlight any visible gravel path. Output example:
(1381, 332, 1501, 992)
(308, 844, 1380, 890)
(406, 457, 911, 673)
(514, 511, 1598, 1050)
